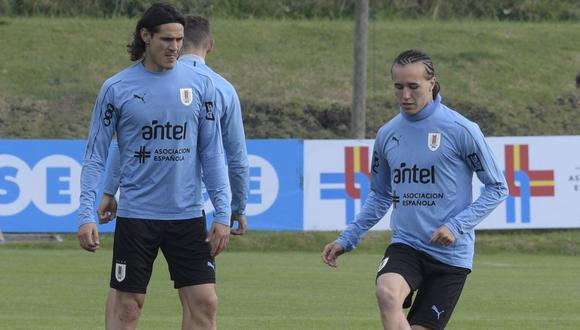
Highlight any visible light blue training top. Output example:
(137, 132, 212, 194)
(78, 61, 231, 227)
(336, 95, 508, 269)
(103, 54, 249, 216)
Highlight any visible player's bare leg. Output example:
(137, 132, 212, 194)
(105, 288, 116, 329)
(178, 283, 218, 330)
(376, 273, 412, 330)
(107, 290, 145, 330)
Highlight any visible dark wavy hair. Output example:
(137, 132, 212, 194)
(391, 49, 441, 99)
(127, 3, 185, 61)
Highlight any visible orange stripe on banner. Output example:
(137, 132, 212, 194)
(513, 145, 520, 171)
(530, 180, 554, 187)
(353, 146, 361, 172)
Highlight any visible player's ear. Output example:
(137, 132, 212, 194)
(140, 27, 151, 45)
(429, 76, 437, 92)
(207, 39, 214, 54)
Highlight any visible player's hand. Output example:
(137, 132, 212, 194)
(207, 222, 230, 257)
(78, 223, 100, 252)
(321, 242, 345, 268)
(97, 193, 117, 224)
(430, 225, 456, 247)
(230, 214, 247, 235)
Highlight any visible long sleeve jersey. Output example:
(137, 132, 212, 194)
(336, 95, 508, 269)
(78, 61, 231, 227)
(104, 54, 249, 215)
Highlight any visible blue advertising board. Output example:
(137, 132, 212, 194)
(0, 139, 303, 232)
(204, 139, 303, 230)
(0, 140, 86, 232)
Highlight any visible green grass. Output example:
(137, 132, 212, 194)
(1, 232, 579, 329)
(0, 18, 578, 138)
(5, 230, 580, 255)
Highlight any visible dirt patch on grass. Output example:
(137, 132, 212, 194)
(0, 94, 93, 138)
(1, 92, 579, 139)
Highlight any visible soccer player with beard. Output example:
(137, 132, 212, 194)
(78, 4, 231, 329)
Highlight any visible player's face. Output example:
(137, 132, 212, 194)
(392, 62, 436, 115)
(141, 23, 183, 72)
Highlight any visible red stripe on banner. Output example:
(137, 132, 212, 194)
(528, 170, 554, 181)
(531, 186, 555, 196)
(520, 144, 529, 171)
(360, 146, 370, 178)
(504, 145, 520, 196)
(345, 147, 359, 199)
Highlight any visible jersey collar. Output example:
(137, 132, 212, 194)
(400, 94, 441, 122)
(179, 53, 205, 65)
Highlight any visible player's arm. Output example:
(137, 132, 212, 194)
(97, 193, 117, 225)
(443, 124, 509, 238)
(221, 88, 249, 234)
(335, 133, 393, 252)
(103, 139, 121, 196)
(78, 82, 119, 252)
(322, 130, 393, 267)
(198, 80, 232, 256)
(98, 139, 121, 224)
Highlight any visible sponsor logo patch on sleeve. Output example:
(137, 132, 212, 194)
(205, 102, 215, 120)
(468, 153, 484, 172)
(372, 151, 380, 173)
(103, 103, 115, 127)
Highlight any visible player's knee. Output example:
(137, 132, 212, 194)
(376, 286, 400, 310)
(199, 292, 218, 317)
(118, 298, 143, 324)
(184, 292, 217, 326)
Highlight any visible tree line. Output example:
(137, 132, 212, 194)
(1, 0, 578, 21)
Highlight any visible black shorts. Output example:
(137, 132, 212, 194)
(110, 216, 215, 294)
(376, 243, 470, 330)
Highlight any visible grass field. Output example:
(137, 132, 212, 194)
(1, 232, 579, 329)
(0, 18, 578, 138)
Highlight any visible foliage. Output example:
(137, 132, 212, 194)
(0, 0, 578, 21)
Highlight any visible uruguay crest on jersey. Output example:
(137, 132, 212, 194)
(180, 88, 193, 106)
(428, 132, 441, 151)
